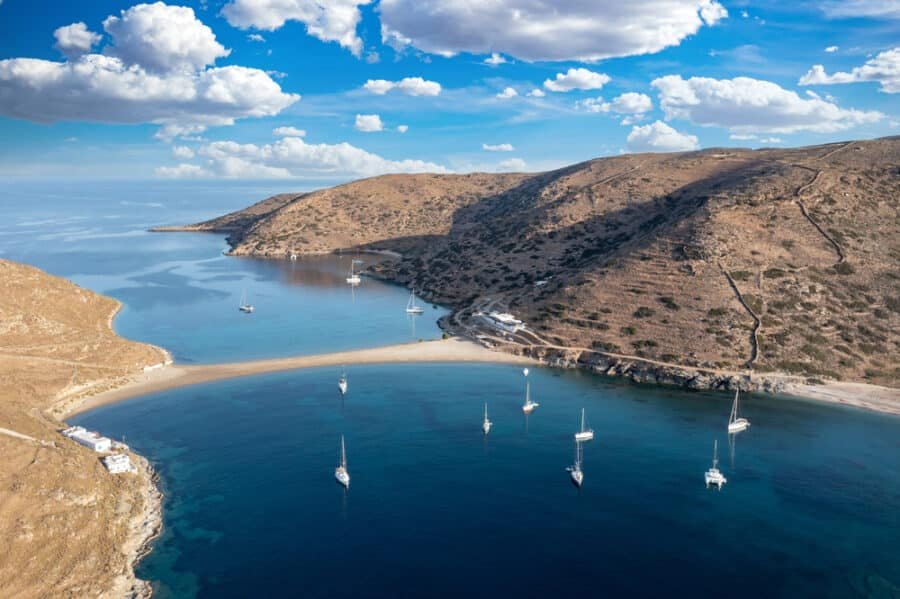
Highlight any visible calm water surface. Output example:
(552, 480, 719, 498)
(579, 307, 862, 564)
(4, 181, 899, 597)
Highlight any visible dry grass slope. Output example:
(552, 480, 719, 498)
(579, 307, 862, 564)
(185, 138, 900, 387)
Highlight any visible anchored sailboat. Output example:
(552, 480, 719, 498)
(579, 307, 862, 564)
(482, 402, 492, 435)
(522, 368, 539, 413)
(567, 440, 584, 487)
(727, 388, 750, 434)
(346, 261, 361, 285)
(574, 408, 594, 442)
(704, 439, 727, 489)
(338, 367, 348, 395)
(334, 435, 350, 488)
(238, 289, 254, 313)
(405, 290, 425, 314)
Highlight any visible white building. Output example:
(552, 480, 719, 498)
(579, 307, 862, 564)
(61, 426, 112, 453)
(103, 454, 136, 474)
(483, 311, 525, 333)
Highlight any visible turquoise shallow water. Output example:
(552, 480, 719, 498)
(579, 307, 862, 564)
(4, 181, 900, 597)
(74, 365, 900, 598)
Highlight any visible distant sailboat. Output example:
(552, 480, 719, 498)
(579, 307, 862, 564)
(346, 261, 361, 285)
(405, 290, 425, 314)
(238, 289, 254, 313)
(335, 435, 350, 488)
(338, 367, 348, 395)
(705, 439, 727, 489)
(522, 368, 539, 413)
(727, 388, 750, 434)
(567, 440, 584, 487)
(574, 408, 594, 442)
(482, 402, 492, 435)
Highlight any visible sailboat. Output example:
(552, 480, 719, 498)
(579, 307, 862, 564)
(334, 435, 350, 488)
(574, 408, 594, 442)
(522, 368, 539, 413)
(346, 261, 361, 285)
(338, 367, 348, 395)
(727, 387, 750, 434)
(238, 289, 254, 313)
(482, 402, 492, 435)
(704, 439, 727, 489)
(567, 440, 584, 487)
(405, 290, 425, 314)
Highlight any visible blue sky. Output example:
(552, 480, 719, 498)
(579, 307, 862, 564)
(0, 0, 897, 184)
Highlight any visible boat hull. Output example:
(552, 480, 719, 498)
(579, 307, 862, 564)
(705, 470, 726, 489)
(338, 381, 347, 395)
(335, 469, 350, 488)
(728, 419, 750, 434)
(482, 421, 491, 434)
(574, 431, 594, 442)
(569, 469, 584, 487)
(405, 308, 425, 314)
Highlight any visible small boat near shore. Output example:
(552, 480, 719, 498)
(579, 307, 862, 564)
(522, 368, 539, 414)
(406, 290, 425, 315)
(727, 388, 750, 434)
(338, 367, 348, 395)
(482, 402, 492, 435)
(346, 262, 361, 285)
(574, 408, 593, 442)
(238, 289, 254, 313)
(705, 440, 726, 489)
(335, 435, 350, 488)
(567, 440, 584, 487)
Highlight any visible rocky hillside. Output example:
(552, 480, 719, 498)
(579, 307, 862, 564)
(180, 138, 900, 387)
(0, 259, 166, 598)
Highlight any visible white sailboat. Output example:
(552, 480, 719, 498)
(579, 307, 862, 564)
(574, 408, 594, 442)
(334, 435, 350, 488)
(522, 368, 539, 413)
(567, 440, 584, 487)
(405, 290, 425, 314)
(482, 402, 492, 435)
(238, 289, 254, 313)
(727, 388, 750, 434)
(346, 261, 361, 285)
(704, 439, 727, 489)
(338, 367, 348, 395)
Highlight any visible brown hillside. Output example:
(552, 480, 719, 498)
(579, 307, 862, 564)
(183, 138, 900, 386)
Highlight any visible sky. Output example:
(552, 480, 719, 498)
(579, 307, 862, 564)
(0, 0, 897, 184)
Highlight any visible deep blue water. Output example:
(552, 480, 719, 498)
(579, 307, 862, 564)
(74, 365, 900, 598)
(4, 181, 899, 597)
(0, 181, 445, 362)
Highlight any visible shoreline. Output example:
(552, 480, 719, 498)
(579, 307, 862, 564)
(70, 336, 899, 418)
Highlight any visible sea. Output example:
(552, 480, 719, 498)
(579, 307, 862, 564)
(2, 180, 898, 598)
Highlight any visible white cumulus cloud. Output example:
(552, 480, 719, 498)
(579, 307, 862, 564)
(172, 145, 195, 159)
(156, 163, 210, 178)
(273, 126, 306, 137)
(221, 0, 372, 56)
(652, 75, 883, 133)
(484, 53, 507, 66)
(397, 124, 408, 133)
(577, 92, 652, 115)
(355, 114, 384, 132)
(53, 23, 102, 59)
(627, 121, 699, 152)
(379, 0, 727, 62)
(160, 136, 449, 178)
(496, 87, 518, 99)
(483, 143, 514, 152)
(544, 68, 610, 92)
(825, 45, 839, 53)
(362, 76, 441, 96)
(0, 4, 298, 139)
(799, 47, 900, 93)
(103, 3, 230, 73)
(496, 158, 527, 171)
(526, 88, 546, 97)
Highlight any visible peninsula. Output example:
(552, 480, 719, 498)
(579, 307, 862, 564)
(158, 138, 900, 398)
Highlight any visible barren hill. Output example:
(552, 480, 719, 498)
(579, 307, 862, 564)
(0, 259, 166, 597)
(180, 138, 900, 387)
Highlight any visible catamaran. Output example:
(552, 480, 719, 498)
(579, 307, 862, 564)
(567, 440, 584, 487)
(522, 368, 539, 413)
(482, 402, 492, 435)
(705, 439, 726, 489)
(338, 367, 348, 395)
(335, 435, 350, 488)
(574, 408, 594, 442)
(346, 261, 361, 285)
(405, 290, 425, 314)
(727, 388, 750, 434)
(238, 289, 254, 313)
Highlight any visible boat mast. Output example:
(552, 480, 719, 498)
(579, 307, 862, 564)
(730, 388, 739, 423)
(340, 435, 347, 469)
(524, 369, 531, 406)
(713, 439, 719, 469)
(580, 408, 586, 433)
